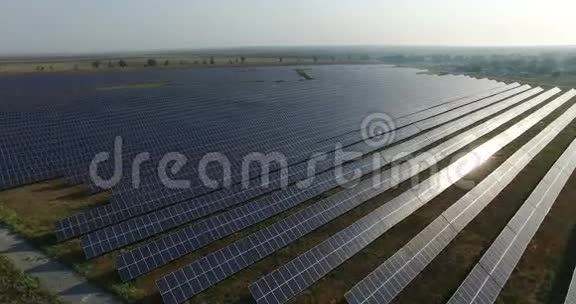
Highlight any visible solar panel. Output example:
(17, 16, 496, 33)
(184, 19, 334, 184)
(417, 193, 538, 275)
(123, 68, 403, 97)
(2, 83, 344, 188)
(345, 91, 576, 304)
(112, 86, 541, 280)
(447, 125, 576, 304)
(155, 88, 560, 304)
(248, 88, 569, 304)
(55, 85, 534, 243)
(6, 78, 511, 197)
(105, 83, 523, 198)
(81, 85, 535, 259)
(566, 268, 576, 304)
(71, 82, 510, 194)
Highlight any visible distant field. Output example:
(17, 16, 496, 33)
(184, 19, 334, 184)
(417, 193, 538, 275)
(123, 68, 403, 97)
(0, 54, 372, 75)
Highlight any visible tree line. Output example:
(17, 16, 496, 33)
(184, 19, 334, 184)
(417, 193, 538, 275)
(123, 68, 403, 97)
(380, 53, 576, 79)
(32, 54, 371, 72)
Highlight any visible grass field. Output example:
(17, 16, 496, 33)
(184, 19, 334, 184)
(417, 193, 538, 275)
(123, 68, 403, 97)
(0, 180, 146, 302)
(0, 255, 62, 304)
(0, 55, 373, 75)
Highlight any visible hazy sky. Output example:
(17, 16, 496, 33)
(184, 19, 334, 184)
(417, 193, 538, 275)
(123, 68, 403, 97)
(1, 0, 575, 54)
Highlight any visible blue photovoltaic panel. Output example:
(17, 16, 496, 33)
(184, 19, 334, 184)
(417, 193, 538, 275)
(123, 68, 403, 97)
(345, 91, 576, 304)
(81, 85, 534, 259)
(248, 89, 567, 304)
(155, 88, 559, 304)
(447, 123, 576, 304)
(55, 84, 528, 242)
(112, 86, 540, 281)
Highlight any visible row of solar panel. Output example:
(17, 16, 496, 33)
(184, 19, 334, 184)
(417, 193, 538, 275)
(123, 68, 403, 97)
(2, 80, 417, 188)
(3, 87, 382, 189)
(4, 81, 506, 195)
(0, 81, 506, 151)
(247, 89, 574, 304)
(346, 93, 576, 304)
(68, 80, 500, 189)
(4, 74, 573, 303)
(10, 81, 490, 204)
(0, 65, 501, 111)
(55, 84, 531, 242)
(447, 129, 576, 304)
(100, 86, 514, 189)
(2, 73, 502, 150)
(70, 85, 532, 252)
(108, 83, 527, 202)
(4, 77, 421, 186)
(112, 85, 543, 277)
(109, 87, 545, 276)
(79, 85, 537, 258)
(73, 83, 521, 201)
(89, 86, 544, 268)
(156, 88, 566, 304)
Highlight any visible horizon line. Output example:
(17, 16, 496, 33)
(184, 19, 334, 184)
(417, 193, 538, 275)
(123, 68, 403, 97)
(2, 43, 576, 59)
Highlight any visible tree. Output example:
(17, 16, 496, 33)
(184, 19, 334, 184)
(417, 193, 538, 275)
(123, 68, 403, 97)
(202, 59, 208, 64)
(146, 58, 157, 67)
(241, 56, 246, 64)
(49, 66, 54, 71)
(107, 61, 114, 68)
(330, 56, 335, 62)
(312, 56, 318, 63)
(210, 56, 215, 65)
(278, 57, 283, 63)
(118, 59, 127, 68)
(92, 61, 101, 69)
(164, 60, 170, 66)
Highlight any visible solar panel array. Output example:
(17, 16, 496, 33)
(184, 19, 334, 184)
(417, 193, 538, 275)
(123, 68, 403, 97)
(158, 88, 563, 304)
(345, 91, 576, 304)
(116, 86, 543, 282)
(447, 131, 576, 304)
(82, 86, 537, 260)
(56, 84, 530, 244)
(247, 89, 571, 304)
(3, 66, 446, 189)
(3, 65, 576, 304)
(70, 71, 509, 198)
(117, 84, 552, 279)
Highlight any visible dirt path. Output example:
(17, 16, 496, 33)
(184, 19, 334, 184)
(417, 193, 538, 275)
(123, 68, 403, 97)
(0, 225, 124, 304)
